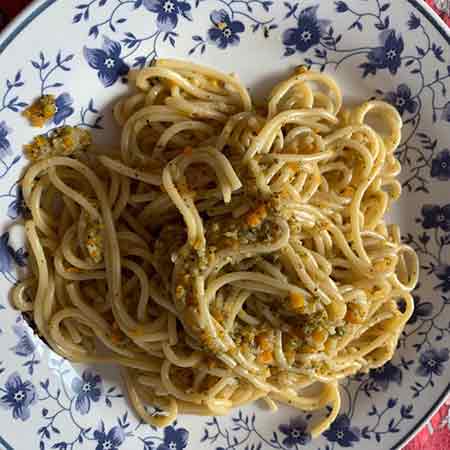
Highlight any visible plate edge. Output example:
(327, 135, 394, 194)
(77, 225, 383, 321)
(0, 0, 58, 56)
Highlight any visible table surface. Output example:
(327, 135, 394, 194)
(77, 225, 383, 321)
(0, 0, 449, 449)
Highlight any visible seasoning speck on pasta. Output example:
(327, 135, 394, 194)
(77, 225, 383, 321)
(14, 59, 418, 438)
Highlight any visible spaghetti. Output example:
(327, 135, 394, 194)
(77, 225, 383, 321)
(13, 59, 418, 437)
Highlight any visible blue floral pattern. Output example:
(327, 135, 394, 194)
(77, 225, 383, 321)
(431, 150, 450, 181)
(435, 265, 450, 292)
(363, 30, 404, 76)
(0, 232, 27, 284)
(407, 12, 421, 30)
(421, 204, 450, 231)
(283, 6, 329, 54)
(84, 37, 129, 87)
(384, 84, 418, 116)
(54, 93, 75, 125)
(7, 185, 26, 220)
(9, 320, 39, 375)
(94, 423, 125, 450)
(0, 232, 13, 274)
(442, 101, 450, 122)
(10, 325, 35, 358)
(144, 0, 192, 31)
(0, 70, 27, 114)
(189, 0, 276, 55)
(208, 10, 244, 49)
(0, 121, 11, 158)
(408, 294, 433, 325)
(73, 0, 193, 71)
(417, 348, 449, 377)
(0, 372, 36, 421)
(323, 415, 360, 447)
(71, 371, 102, 415)
(369, 362, 403, 391)
(31, 51, 75, 96)
(279, 417, 311, 447)
(157, 425, 188, 450)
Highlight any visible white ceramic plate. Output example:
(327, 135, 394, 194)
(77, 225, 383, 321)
(0, 1, 449, 449)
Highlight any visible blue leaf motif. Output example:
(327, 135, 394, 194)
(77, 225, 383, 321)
(335, 1, 348, 12)
(387, 398, 398, 408)
(400, 404, 414, 419)
(284, 47, 295, 56)
(349, 20, 363, 31)
(133, 56, 147, 69)
(89, 26, 100, 38)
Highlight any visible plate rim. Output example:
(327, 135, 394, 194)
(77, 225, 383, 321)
(0, 1, 449, 449)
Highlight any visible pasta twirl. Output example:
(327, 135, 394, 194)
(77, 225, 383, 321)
(14, 59, 418, 437)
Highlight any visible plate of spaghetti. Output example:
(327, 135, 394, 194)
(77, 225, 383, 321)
(0, 1, 449, 449)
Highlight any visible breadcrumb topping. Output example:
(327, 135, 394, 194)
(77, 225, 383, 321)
(23, 95, 57, 127)
(24, 126, 92, 161)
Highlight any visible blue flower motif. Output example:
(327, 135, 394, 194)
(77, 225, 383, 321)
(7, 185, 26, 220)
(384, 84, 418, 116)
(362, 30, 404, 76)
(421, 204, 450, 231)
(278, 416, 311, 447)
(369, 362, 402, 391)
(84, 36, 129, 87)
(11, 325, 36, 357)
(157, 425, 189, 450)
(283, 6, 329, 53)
(417, 348, 449, 377)
(94, 424, 125, 450)
(0, 232, 14, 273)
(207, 10, 244, 49)
(335, 1, 348, 13)
(0, 372, 36, 421)
(431, 150, 450, 181)
(407, 13, 421, 30)
(435, 265, 450, 293)
(144, 0, 192, 31)
(71, 370, 102, 415)
(54, 93, 75, 125)
(0, 121, 12, 158)
(323, 414, 360, 447)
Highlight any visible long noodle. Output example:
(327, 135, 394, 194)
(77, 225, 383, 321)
(14, 59, 418, 437)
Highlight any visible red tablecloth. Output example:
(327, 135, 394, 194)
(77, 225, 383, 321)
(0, 0, 449, 448)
